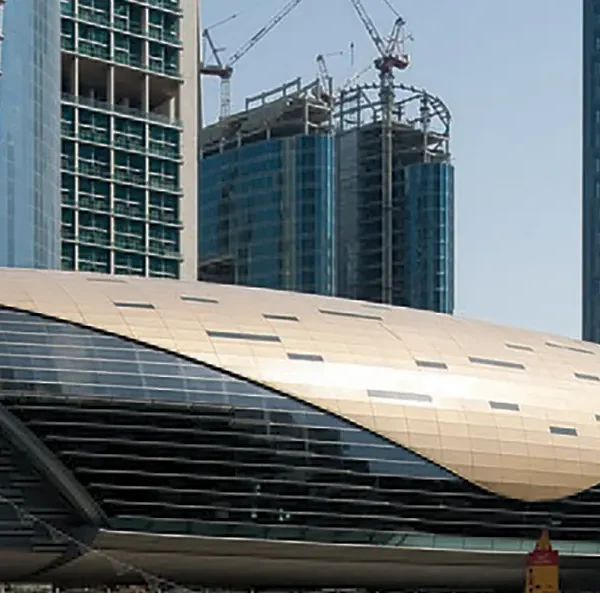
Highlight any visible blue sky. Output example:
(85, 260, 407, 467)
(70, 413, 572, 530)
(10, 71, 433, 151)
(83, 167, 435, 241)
(200, 0, 582, 339)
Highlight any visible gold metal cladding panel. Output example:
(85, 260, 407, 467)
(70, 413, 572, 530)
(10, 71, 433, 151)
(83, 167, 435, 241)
(5, 269, 600, 501)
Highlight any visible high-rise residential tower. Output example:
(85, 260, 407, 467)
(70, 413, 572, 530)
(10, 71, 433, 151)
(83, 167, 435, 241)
(0, 0, 62, 269)
(583, 0, 600, 341)
(59, 0, 199, 280)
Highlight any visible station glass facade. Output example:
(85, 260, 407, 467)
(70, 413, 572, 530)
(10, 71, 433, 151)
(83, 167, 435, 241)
(0, 0, 61, 269)
(3, 307, 600, 542)
(199, 136, 335, 295)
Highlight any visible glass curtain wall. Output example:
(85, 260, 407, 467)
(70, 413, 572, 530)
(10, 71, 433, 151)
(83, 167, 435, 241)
(199, 135, 335, 295)
(0, 0, 61, 269)
(583, 0, 600, 342)
(336, 127, 454, 314)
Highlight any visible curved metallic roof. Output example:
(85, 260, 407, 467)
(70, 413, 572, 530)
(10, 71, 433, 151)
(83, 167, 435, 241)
(0, 267, 599, 502)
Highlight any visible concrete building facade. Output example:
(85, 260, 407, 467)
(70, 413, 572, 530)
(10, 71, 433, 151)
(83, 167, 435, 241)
(0, 0, 62, 270)
(59, 0, 199, 280)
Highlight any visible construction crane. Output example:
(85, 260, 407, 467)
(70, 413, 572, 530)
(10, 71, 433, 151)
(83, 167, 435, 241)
(200, 0, 304, 120)
(348, 0, 411, 305)
(315, 51, 344, 95)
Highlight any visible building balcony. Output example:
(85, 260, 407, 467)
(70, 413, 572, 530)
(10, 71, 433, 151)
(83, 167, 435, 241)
(114, 52, 144, 70)
(149, 242, 182, 259)
(79, 230, 110, 246)
(78, 43, 110, 61)
(113, 169, 146, 186)
(148, 28, 182, 47)
(113, 236, 146, 252)
(61, 93, 182, 128)
(77, 6, 111, 27)
(79, 161, 110, 178)
(149, 142, 181, 160)
(61, 37, 75, 51)
(114, 202, 145, 218)
(78, 196, 110, 213)
(61, 122, 75, 137)
(78, 128, 110, 145)
(149, 209, 182, 226)
(149, 177, 181, 193)
(113, 19, 144, 35)
(148, 60, 180, 78)
(61, 156, 76, 171)
(114, 135, 146, 152)
(146, 0, 182, 15)
(60, 2, 75, 16)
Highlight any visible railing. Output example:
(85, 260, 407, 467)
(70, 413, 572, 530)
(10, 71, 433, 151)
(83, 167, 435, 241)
(78, 128, 110, 144)
(112, 169, 145, 186)
(78, 196, 110, 212)
(77, 6, 111, 27)
(113, 52, 143, 69)
(114, 202, 144, 218)
(149, 241, 182, 259)
(148, 28, 182, 46)
(146, 0, 182, 14)
(148, 60, 181, 78)
(114, 236, 145, 252)
(114, 135, 145, 152)
(61, 93, 182, 127)
(78, 43, 110, 61)
(149, 141, 180, 160)
(149, 210, 181, 225)
(149, 177, 181, 193)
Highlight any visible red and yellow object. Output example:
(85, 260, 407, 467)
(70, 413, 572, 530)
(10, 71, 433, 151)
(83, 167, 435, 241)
(525, 529, 559, 593)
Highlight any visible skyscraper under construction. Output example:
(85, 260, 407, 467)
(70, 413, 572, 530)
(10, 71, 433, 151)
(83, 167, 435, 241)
(199, 74, 453, 313)
(335, 82, 454, 313)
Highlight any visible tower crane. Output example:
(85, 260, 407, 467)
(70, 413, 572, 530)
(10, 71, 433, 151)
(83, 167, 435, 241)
(315, 51, 344, 95)
(347, 0, 411, 305)
(315, 54, 331, 95)
(200, 0, 305, 120)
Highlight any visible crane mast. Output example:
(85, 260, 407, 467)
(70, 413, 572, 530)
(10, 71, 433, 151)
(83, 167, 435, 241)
(200, 0, 304, 120)
(316, 54, 331, 95)
(348, 0, 411, 305)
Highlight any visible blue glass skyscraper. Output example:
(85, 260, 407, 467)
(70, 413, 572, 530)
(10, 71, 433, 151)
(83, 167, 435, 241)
(199, 78, 453, 313)
(583, 0, 600, 341)
(199, 79, 336, 296)
(0, 0, 61, 269)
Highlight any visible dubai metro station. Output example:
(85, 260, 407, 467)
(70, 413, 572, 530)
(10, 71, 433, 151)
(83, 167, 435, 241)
(0, 268, 600, 590)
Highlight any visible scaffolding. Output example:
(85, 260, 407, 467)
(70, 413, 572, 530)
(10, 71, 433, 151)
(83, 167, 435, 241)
(198, 77, 336, 291)
(334, 81, 452, 308)
(199, 77, 453, 312)
(200, 77, 333, 157)
(334, 81, 450, 159)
